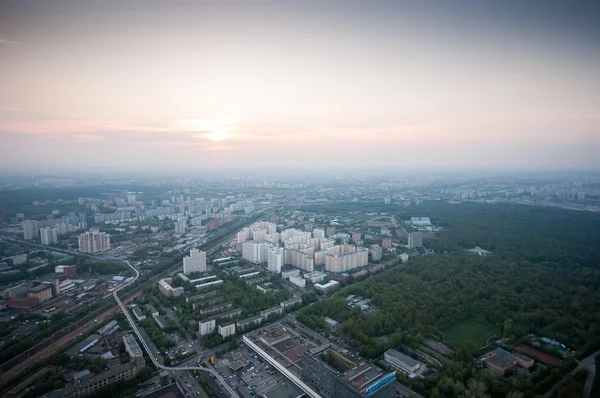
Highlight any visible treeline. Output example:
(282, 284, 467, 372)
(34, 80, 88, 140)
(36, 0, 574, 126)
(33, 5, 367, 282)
(395, 202, 600, 269)
(300, 253, 600, 358)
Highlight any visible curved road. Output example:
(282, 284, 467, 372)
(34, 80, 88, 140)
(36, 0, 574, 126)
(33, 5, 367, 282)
(114, 260, 239, 398)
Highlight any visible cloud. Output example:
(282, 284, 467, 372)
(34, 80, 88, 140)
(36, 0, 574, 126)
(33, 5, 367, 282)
(0, 39, 20, 46)
(585, 113, 600, 119)
(0, 106, 23, 112)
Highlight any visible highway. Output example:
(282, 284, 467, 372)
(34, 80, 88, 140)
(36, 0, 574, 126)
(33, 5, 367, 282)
(115, 261, 239, 398)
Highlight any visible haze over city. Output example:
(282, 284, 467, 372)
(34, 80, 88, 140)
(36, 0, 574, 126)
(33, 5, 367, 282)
(1, 0, 599, 172)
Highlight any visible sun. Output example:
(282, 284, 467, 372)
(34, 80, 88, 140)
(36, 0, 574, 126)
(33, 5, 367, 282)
(172, 118, 236, 142)
(206, 131, 232, 142)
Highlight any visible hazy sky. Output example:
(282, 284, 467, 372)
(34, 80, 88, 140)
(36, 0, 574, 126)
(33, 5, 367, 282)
(1, 0, 599, 172)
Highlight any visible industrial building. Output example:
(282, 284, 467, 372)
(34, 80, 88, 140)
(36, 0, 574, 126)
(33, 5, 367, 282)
(301, 347, 396, 398)
(384, 349, 420, 373)
(123, 334, 143, 358)
(27, 284, 53, 303)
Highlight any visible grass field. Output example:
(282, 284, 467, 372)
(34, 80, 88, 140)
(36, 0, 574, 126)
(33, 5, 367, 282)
(442, 317, 496, 347)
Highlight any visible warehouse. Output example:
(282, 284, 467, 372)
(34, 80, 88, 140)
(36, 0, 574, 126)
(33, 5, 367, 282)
(383, 349, 420, 373)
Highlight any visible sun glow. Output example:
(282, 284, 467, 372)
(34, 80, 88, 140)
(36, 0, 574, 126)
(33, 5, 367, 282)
(206, 131, 232, 142)
(172, 118, 236, 142)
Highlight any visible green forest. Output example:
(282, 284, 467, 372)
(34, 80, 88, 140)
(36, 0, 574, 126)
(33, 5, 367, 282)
(298, 202, 600, 397)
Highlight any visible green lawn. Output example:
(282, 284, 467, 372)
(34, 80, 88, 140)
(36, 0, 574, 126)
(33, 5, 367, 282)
(442, 317, 496, 347)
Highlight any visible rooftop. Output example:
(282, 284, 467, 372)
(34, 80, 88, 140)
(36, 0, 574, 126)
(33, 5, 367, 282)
(484, 350, 517, 370)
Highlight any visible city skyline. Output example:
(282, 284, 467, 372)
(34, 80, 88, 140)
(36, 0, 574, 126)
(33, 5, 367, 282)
(1, 0, 599, 171)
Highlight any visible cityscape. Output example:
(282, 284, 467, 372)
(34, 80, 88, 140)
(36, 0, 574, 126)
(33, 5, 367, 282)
(1, 1, 600, 398)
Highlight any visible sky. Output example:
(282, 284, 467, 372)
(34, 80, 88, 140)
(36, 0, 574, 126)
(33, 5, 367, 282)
(0, 0, 599, 172)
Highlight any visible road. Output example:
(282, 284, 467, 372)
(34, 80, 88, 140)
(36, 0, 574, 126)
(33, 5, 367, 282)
(543, 350, 600, 398)
(116, 260, 239, 398)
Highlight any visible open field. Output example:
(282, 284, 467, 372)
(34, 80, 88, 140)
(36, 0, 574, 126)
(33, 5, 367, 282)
(442, 317, 496, 347)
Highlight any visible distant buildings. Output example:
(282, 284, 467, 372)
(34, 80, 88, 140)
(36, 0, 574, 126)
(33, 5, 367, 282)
(407, 232, 423, 249)
(370, 245, 382, 261)
(410, 217, 432, 227)
(78, 229, 111, 253)
(183, 249, 207, 274)
(22, 220, 39, 240)
(40, 227, 58, 245)
(381, 238, 392, 249)
(174, 219, 187, 234)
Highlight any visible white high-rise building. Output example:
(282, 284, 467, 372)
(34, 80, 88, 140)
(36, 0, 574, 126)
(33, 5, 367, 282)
(183, 249, 207, 275)
(237, 222, 277, 243)
(242, 241, 271, 263)
(22, 220, 39, 240)
(78, 229, 111, 253)
(218, 323, 236, 338)
(174, 219, 187, 234)
(199, 319, 216, 336)
(40, 227, 58, 245)
(324, 244, 368, 273)
(313, 228, 325, 238)
(267, 247, 283, 273)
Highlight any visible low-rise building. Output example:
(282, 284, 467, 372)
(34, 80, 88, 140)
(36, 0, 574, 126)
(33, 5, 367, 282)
(289, 275, 306, 288)
(281, 297, 303, 309)
(131, 306, 146, 321)
(123, 334, 143, 358)
(158, 278, 184, 297)
(384, 349, 420, 373)
(215, 308, 243, 321)
(260, 306, 284, 320)
(49, 357, 145, 398)
(155, 315, 168, 329)
(509, 352, 535, 369)
(281, 269, 300, 280)
(146, 304, 159, 318)
(480, 349, 518, 375)
(314, 280, 340, 294)
(7, 297, 39, 310)
(236, 315, 263, 332)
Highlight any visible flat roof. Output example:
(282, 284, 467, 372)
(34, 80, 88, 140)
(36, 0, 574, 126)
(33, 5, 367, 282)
(29, 284, 52, 292)
(385, 349, 419, 368)
(264, 382, 304, 398)
(485, 351, 517, 369)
